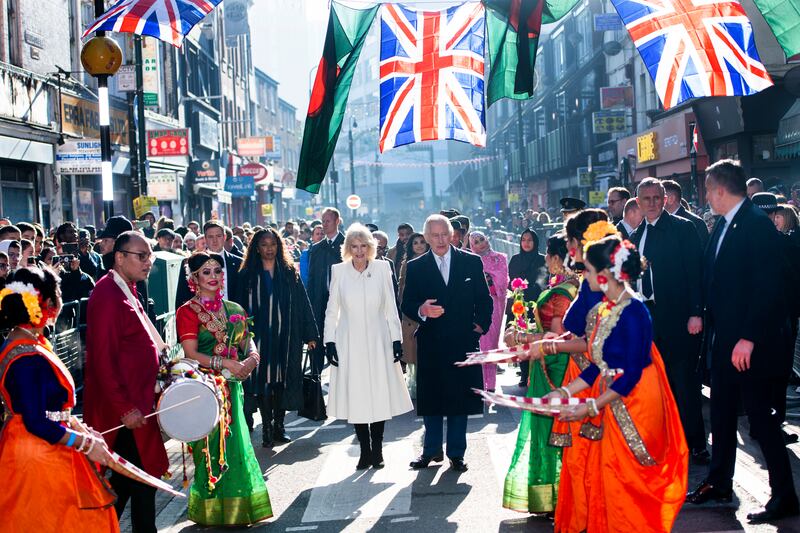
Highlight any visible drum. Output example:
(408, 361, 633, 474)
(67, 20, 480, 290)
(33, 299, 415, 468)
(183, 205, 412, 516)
(157, 360, 220, 442)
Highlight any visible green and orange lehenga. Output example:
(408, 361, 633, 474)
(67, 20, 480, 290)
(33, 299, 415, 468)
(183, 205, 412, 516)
(503, 279, 579, 513)
(176, 298, 272, 526)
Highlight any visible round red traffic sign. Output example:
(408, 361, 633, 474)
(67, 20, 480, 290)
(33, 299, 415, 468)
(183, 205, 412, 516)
(346, 194, 361, 210)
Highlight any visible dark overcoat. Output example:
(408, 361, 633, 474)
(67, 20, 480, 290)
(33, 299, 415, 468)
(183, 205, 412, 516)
(401, 247, 493, 416)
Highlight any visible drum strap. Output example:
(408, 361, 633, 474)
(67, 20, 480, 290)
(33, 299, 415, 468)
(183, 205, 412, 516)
(110, 269, 167, 354)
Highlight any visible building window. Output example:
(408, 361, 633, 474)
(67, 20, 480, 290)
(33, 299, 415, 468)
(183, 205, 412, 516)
(7, 0, 21, 66)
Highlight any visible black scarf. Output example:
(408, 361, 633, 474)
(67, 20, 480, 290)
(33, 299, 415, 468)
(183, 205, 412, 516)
(245, 263, 292, 387)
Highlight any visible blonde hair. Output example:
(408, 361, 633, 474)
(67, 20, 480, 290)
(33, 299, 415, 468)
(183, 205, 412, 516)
(342, 223, 377, 262)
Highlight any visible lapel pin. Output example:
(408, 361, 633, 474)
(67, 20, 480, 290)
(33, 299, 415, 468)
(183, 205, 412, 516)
(732, 223, 736, 229)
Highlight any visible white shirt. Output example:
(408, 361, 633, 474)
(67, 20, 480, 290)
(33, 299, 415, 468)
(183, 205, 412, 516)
(621, 220, 637, 236)
(418, 248, 452, 321)
(715, 198, 746, 257)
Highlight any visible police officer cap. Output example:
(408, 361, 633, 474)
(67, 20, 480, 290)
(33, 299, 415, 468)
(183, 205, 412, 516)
(560, 197, 586, 213)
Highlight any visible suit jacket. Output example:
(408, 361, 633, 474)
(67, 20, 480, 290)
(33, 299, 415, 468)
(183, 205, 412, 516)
(630, 211, 703, 359)
(307, 232, 344, 332)
(675, 205, 710, 250)
(704, 199, 789, 378)
(174, 250, 242, 309)
(401, 246, 493, 416)
(616, 220, 630, 240)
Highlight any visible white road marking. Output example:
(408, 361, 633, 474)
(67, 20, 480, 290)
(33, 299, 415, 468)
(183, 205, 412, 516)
(301, 442, 415, 523)
(286, 424, 347, 432)
(285, 417, 308, 427)
(286, 526, 319, 532)
(468, 414, 483, 419)
(389, 516, 419, 523)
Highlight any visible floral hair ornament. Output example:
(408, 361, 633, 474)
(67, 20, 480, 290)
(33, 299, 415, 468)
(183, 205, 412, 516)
(581, 221, 619, 249)
(609, 240, 636, 283)
(596, 274, 609, 293)
(0, 282, 45, 327)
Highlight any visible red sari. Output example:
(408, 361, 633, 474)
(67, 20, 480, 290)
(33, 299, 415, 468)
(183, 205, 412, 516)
(0, 339, 118, 532)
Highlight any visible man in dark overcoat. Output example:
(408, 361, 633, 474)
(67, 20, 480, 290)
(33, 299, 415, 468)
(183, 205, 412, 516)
(401, 214, 492, 472)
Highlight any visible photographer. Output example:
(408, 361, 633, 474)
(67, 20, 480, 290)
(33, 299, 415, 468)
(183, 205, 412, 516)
(78, 229, 101, 280)
(59, 254, 95, 304)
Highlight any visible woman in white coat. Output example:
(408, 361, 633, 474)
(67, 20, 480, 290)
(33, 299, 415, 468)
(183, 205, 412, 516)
(324, 224, 413, 470)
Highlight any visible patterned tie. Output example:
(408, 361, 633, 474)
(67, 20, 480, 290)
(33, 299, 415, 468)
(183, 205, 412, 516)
(439, 255, 448, 285)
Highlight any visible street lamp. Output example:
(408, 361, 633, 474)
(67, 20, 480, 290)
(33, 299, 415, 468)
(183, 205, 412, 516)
(80, 2, 122, 221)
(348, 117, 357, 195)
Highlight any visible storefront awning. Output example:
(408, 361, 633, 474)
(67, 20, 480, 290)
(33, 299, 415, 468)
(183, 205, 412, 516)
(0, 135, 52, 164)
(776, 100, 800, 159)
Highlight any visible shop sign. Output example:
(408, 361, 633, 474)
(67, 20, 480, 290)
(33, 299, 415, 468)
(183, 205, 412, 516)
(265, 136, 281, 159)
(577, 167, 595, 187)
(147, 128, 190, 157)
(588, 191, 606, 205)
(594, 13, 623, 31)
(237, 137, 267, 156)
(592, 111, 626, 134)
(142, 37, 160, 106)
(197, 111, 219, 150)
(147, 173, 179, 201)
(189, 159, 220, 184)
(261, 204, 273, 216)
(225, 175, 255, 197)
(600, 86, 633, 109)
(61, 93, 128, 144)
(637, 132, 658, 162)
(239, 162, 270, 184)
(55, 139, 101, 175)
(133, 196, 159, 218)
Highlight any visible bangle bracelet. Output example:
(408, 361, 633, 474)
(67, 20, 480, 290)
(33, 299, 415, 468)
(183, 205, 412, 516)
(538, 342, 546, 357)
(84, 437, 96, 456)
(65, 432, 77, 448)
(77, 435, 89, 453)
(558, 386, 571, 399)
(587, 398, 600, 418)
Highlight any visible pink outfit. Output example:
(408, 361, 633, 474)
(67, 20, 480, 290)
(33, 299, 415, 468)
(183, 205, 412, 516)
(477, 249, 508, 391)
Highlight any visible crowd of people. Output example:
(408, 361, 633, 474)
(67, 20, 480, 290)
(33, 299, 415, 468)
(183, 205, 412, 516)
(0, 158, 798, 531)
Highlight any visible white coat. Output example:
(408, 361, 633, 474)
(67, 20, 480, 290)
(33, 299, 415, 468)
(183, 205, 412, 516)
(323, 259, 413, 423)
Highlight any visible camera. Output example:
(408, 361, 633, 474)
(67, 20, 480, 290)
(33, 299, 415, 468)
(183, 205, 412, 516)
(60, 254, 75, 264)
(26, 256, 36, 266)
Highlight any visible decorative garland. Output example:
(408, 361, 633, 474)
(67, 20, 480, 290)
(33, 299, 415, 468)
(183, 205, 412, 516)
(0, 282, 45, 327)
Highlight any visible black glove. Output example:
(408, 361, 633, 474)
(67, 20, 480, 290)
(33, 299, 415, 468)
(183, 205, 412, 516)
(392, 341, 403, 363)
(326, 342, 339, 367)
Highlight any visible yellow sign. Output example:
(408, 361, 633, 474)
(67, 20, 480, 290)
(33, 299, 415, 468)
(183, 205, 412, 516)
(132, 196, 158, 218)
(305, 207, 314, 216)
(589, 191, 606, 205)
(637, 132, 658, 162)
(261, 204, 274, 216)
(61, 93, 129, 145)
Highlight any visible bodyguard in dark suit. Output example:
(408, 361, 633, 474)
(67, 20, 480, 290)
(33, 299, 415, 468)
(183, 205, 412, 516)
(401, 215, 492, 472)
(663, 179, 709, 249)
(616, 197, 643, 241)
(308, 208, 344, 375)
(687, 160, 798, 524)
(174, 221, 242, 309)
(631, 178, 708, 462)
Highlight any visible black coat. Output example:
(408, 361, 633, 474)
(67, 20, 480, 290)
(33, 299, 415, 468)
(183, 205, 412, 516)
(174, 250, 242, 309)
(630, 211, 704, 360)
(401, 247, 493, 416)
(703, 199, 789, 378)
(616, 220, 631, 240)
(237, 266, 319, 410)
(675, 205, 710, 250)
(307, 233, 344, 333)
(505, 250, 546, 321)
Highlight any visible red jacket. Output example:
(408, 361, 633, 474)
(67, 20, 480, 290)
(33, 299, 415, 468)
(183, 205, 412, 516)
(83, 273, 169, 477)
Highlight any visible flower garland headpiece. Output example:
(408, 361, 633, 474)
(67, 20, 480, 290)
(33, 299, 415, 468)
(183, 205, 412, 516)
(0, 282, 45, 327)
(581, 221, 619, 249)
(609, 240, 636, 283)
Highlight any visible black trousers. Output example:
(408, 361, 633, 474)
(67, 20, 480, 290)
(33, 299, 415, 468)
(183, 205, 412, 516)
(110, 428, 157, 533)
(708, 369, 797, 504)
(243, 384, 286, 439)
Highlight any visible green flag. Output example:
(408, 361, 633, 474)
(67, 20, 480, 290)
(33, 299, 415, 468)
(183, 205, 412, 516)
(751, 0, 800, 59)
(296, 2, 378, 193)
(486, 0, 580, 106)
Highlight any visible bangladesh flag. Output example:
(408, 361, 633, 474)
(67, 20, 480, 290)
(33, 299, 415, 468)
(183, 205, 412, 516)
(486, 0, 581, 106)
(296, 2, 378, 193)
(751, 0, 800, 59)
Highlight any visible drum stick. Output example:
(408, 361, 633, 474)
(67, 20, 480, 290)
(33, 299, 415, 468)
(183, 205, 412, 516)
(101, 395, 202, 435)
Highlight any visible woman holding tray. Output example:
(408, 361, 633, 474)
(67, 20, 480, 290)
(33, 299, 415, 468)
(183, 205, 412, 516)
(533, 236, 688, 532)
(502, 232, 579, 515)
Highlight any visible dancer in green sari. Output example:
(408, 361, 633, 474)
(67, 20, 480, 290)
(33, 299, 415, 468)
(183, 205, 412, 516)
(502, 234, 579, 514)
(176, 252, 272, 526)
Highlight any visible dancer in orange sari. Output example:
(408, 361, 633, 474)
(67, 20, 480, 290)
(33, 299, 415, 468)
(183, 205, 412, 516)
(0, 267, 118, 532)
(534, 236, 688, 532)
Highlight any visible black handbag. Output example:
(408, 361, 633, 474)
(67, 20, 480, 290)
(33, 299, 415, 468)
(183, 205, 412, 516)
(298, 349, 327, 421)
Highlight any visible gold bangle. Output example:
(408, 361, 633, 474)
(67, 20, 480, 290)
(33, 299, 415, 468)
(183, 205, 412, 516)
(538, 342, 546, 357)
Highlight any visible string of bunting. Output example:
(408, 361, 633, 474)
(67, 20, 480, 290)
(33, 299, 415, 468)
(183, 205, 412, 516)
(351, 155, 501, 168)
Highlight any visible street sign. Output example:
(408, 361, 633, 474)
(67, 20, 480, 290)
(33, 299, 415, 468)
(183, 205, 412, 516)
(237, 137, 267, 156)
(261, 204, 274, 216)
(577, 167, 596, 187)
(589, 191, 606, 205)
(225, 175, 255, 197)
(594, 13, 623, 31)
(56, 139, 101, 175)
(142, 37, 160, 106)
(305, 206, 314, 216)
(147, 173, 179, 201)
(346, 194, 362, 210)
(592, 111, 626, 134)
(117, 65, 136, 92)
(239, 162, 270, 184)
(147, 128, 190, 157)
(133, 196, 158, 218)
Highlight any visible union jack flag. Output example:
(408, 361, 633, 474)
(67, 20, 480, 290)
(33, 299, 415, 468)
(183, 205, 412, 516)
(82, 0, 221, 47)
(379, 3, 486, 153)
(610, 0, 773, 109)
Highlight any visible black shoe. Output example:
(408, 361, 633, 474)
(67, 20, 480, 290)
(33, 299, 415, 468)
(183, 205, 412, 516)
(409, 454, 444, 469)
(273, 423, 292, 444)
(261, 424, 274, 448)
(747, 502, 800, 524)
(449, 457, 468, 472)
(690, 449, 711, 466)
(782, 429, 799, 445)
(518, 381, 527, 388)
(372, 449, 385, 469)
(687, 481, 733, 504)
(357, 447, 372, 470)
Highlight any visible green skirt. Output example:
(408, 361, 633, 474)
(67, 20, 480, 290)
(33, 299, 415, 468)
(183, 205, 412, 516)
(502, 353, 568, 513)
(189, 380, 273, 526)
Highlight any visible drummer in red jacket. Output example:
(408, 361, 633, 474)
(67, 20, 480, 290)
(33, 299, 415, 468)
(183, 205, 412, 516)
(84, 231, 169, 533)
